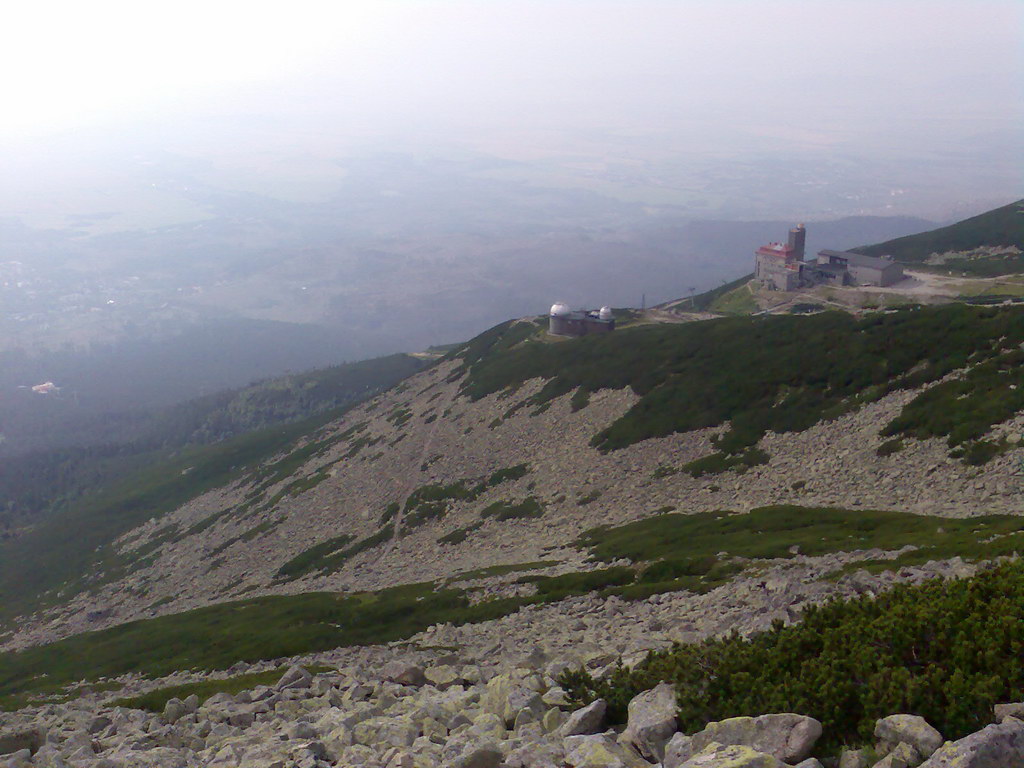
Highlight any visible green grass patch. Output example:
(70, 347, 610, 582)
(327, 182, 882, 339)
(881, 345, 1024, 458)
(379, 502, 400, 527)
(401, 481, 480, 533)
(520, 567, 635, 599)
(709, 281, 758, 315)
(111, 665, 334, 712)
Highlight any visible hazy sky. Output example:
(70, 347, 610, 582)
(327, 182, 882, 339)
(2, 0, 1020, 144)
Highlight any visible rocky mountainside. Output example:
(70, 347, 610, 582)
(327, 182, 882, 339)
(3, 300, 1024, 767)
(4, 303, 1024, 650)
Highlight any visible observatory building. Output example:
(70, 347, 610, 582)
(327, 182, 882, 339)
(549, 303, 615, 336)
(755, 224, 904, 291)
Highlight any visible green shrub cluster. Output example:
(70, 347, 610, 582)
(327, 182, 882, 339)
(401, 481, 479, 532)
(404, 467, 535, 533)
(437, 523, 480, 545)
(486, 463, 531, 487)
(882, 346, 1024, 461)
(559, 560, 1024, 753)
(577, 505, 1024, 570)
(519, 567, 635, 598)
(274, 534, 356, 580)
(378, 502, 400, 526)
(876, 438, 904, 457)
(480, 497, 544, 521)
(274, 522, 396, 581)
(682, 447, 769, 477)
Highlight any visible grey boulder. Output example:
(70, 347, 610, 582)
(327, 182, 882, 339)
(620, 682, 678, 762)
(275, 664, 313, 691)
(559, 699, 608, 737)
(919, 718, 1024, 767)
(875, 715, 943, 759)
(675, 713, 822, 764)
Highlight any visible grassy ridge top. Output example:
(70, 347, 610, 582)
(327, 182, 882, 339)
(853, 199, 1024, 272)
(456, 303, 1024, 454)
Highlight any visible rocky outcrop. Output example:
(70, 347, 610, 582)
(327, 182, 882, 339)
(620, 682, 677, 761)
(919, 718, 1024, 767)
(6, 352, 1023, 654)
(670, 713, 823, 764)
(874, 714, 943, 759)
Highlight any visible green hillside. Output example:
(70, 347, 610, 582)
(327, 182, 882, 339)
(853, 199, 1024, 274)
(458, 304, 1024, 458)
(0, 353, 423, 539)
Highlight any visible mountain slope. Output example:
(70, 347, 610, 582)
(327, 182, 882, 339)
(4, 303, 1024, 657)
(0, 353, 425, 542)
(853, 198, 1024, 274)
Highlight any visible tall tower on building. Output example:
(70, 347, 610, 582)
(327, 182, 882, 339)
(788, 223, 806, 262)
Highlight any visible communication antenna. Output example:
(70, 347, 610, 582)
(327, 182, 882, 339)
(641, 293, 646, 311)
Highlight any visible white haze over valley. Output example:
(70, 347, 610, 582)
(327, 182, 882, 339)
(0, 0, 1020, 428)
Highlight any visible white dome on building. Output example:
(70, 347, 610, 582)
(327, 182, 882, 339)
(550, 302, 572, 317)
(598, 306, 613, 321)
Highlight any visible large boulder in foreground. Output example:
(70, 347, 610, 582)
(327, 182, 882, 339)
(670, 713, 822, 764)
(560, 699, 608, 736)
(620, 682, 678, 762)
(919, 718, 1024, 767)
(875, 714, 943, 759)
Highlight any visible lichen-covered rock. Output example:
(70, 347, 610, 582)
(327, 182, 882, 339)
(480, 674, 544, 727)
(872, 741, 921, 768)
(839, 748, 874, 768)
(424, 664, 463, 690)
(875, 715, 943, 759)
(452, 741, 503, 768)
(993, 702, 1024, 722)
(679, 741, 788, 768)
(621, 682, 677, 761)
(559, 699, 607, 737)
(563, 733, 650, 768)
(543, 707, 568, 733)
(275, 664, 313, 691)
(665, 732, 695, 768)
(919, 718, 1024, 767)
(684, 713, 822, 763)
(382, 660, 427, 687)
